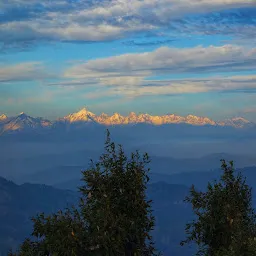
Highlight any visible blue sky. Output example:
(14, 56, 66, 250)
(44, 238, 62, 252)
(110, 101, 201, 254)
(0, 0, 255, 121)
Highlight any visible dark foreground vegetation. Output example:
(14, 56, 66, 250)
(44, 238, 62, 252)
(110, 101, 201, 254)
(5, 130, 256, 255)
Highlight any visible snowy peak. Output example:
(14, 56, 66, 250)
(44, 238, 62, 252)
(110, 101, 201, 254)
(63, 107, 96, 122)
(0, 114, 8, 121)
(60, 108, 253, 127)
(17, 112, 29, 119)
(0, 113, 51, 133)
(107, 113, 125, 124)
(185, 115, 216, 125)
(231, 117, 250, 123)
(76, 108, 94, 116)
(217, 117, 253, 128)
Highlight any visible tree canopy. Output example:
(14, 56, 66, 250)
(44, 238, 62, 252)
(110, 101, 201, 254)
(10, 129, 161, 256)
(181, 159, 256, 256)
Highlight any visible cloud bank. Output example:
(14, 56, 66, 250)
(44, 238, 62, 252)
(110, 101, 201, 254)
(1, 0, 255, 50)
(76, 75, 256, 99)
(57, 44, 256, 97)
(3, 44, 256, 98)
(64, 45, 256, 78)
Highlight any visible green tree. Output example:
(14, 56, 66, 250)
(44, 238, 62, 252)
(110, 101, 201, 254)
(9, 130, 161, 256)
(180, 159, 256, 256)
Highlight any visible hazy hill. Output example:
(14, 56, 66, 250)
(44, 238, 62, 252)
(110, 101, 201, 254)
(0, 177, 78, 254)
(166, 166, 256, 194)
(0, 176, 195, 256)
(2, 151, 255, 186)
(32, 155, 254, 190)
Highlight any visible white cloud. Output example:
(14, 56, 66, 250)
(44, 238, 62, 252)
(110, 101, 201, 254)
(64, 45, 256, 82)
(118, 75, 256, 96)
(0, 62, 56, 83)
(59, 75, 256, 100)
(68, 0, 255, 23)
(59, 44, 256, 98)
(0, 0, 255, 47)
(0, 20, 155, 46)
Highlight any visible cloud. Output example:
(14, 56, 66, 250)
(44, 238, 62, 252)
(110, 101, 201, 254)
(0, 20, 156, 49)
(112, 75, 256, 97)
(1, 0, 255, 50)
(58, 74, 256, 100)
(47, 79, 100, 87)
(64, 45, 256, 81)
(0, 62, 57, 83)
(122, 39, 177, 47)
(169, 7, 256, 39)
(60, 44, 256, 98)
(58, 44, 256, 98)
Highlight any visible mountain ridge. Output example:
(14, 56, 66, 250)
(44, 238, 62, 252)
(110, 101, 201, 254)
(0, 114, 7, 121)
(0, 112, 52, 135)
(0, 107, 255, 135)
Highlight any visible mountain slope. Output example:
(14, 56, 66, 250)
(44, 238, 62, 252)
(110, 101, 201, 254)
(0, 114, 8, 122)
(0, 176, 78, 254)
(217, 117, 255, 128)
(0, 112, 51, 135)
(61, 108, 97, 123)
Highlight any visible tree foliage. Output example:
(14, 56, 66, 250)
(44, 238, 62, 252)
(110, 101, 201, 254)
(10, 129, 160, 256)
(180, 159, 256, 256)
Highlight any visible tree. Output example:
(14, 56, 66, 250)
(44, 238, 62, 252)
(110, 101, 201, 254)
(180, 159, 256, 256)
(10, 129, 161, 256)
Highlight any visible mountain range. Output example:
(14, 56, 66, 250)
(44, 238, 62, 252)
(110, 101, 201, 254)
(9, 153, 254, 188)
(0, 108, 255, 135)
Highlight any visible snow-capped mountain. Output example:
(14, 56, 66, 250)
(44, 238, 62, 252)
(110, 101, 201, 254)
(60, 108, 218, 126)
(0, 112, 52, 135)
(62, 108, 249, 127)
(0, 114, 8, 122)
(0, 107, 254, 135)
(217, 117, 255, 128)
(61, 108, 97, 123)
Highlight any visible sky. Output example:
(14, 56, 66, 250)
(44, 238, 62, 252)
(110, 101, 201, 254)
(0, 0, 256, 121)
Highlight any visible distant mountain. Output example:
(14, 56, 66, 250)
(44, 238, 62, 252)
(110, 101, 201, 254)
(0, 112, 52, 135)
(0, 114, 8, 122)
(61, 107, 97, 123)
(0, 176, 78, 254)
(0, 114, 8, 133)
(0, 107, 254, 135)
(0, 176, 194, 256)
(218, 117, 255, 128)
(61, 107, 254, 127)
(28, 165, 256, 195)
(7, 152, 254, 187)
(164, 165, 256, 195)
